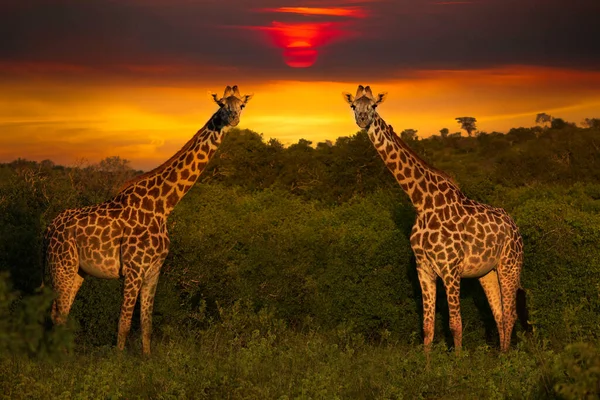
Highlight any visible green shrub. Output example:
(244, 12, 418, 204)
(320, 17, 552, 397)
(0, 272, 74, 357)
(552, 343, 600, 399)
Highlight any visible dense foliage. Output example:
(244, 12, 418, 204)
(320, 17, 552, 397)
(1, 122, 599, 398)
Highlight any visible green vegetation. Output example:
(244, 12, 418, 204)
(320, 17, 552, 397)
(1, 122, 599, 398)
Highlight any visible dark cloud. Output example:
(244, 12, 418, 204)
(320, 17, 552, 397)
(0, 0, 598, 82)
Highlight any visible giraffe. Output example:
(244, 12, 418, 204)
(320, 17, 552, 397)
(44, 85, 253, 355)
(342, 85, 526, 352)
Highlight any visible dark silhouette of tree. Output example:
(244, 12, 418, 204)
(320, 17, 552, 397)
(582, 118, 600, 129)
(455, 117, 477, 137)
(536, 113, 553, 128)
(550, 118, 575, 130)
(440, 128, 449, 138)
(400, 129, 418, 141)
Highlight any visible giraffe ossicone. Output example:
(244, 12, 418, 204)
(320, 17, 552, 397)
(44, 85, 252, 355)
(343, 85, 527, 353)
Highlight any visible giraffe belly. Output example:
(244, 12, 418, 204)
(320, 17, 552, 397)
(78, 247, 121, 279)
(459, 244, 503, 278)
(460, 258, 498, 278)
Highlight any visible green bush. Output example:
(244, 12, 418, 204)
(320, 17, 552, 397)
(552, 343, 600, 399)
(508, 187, 600, 344)
(0, 272, 74, 357)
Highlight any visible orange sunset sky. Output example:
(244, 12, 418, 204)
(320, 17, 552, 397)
(1, 0, 599, 170)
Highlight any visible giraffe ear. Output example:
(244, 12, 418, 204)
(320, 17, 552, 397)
(342, 92, 354, 105)
(375, 92, 388, 105)
(209, 91, 225, 106)
(242, 93, 254, 104)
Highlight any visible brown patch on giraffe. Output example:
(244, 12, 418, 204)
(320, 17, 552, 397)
(428, 216, 441, 230)
(412, 187, 423, 205)
(410, 232, 422, 247)
(434, 193, 445, 208)
(476, 214, 489, 224)
(155, 200, 165, 215)
(414, 168, 423, 180)
(422, 232, 431, 248)
(142, 197, 154, 212)
(130, 195, 141, 209)
(166, 170, 177, 183)
(135, 186, 148, 197)
(161, 184, 172, 197)
(423, 196, 434, 210)
(166, 191, 179, 209)
(147, 187, 159, 198)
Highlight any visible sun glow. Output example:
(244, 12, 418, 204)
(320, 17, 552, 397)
(254, 6, 367, 68)
(1, 66, 600, 170)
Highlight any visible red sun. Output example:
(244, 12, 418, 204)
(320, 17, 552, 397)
(255, 7, 366, 68)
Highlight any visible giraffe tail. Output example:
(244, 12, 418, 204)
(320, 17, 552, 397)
(516, 287, 532, 333)
(38, 227, 50, 292)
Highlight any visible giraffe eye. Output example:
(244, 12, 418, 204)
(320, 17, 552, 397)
(350, 105, 356, 110)
(240, 104, 245, 109)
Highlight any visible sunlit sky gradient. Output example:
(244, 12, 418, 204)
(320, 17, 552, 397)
(1, 0, 599, 170)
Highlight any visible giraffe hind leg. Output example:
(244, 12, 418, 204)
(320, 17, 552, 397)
(498, 258, 521, 352)
(117, 267, 144, 351)
(49, 250, 81, 325)
(140, 265, 161, 355)
(417, 266, 437, 353)
(479, 269, 505, 348)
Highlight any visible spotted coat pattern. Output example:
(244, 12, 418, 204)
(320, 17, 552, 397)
(44, 86, 253, 355)
(343, 85, 524, 352)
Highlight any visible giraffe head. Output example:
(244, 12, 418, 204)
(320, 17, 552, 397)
(342, 85, 388, 129)
(210, 85, 253, 127)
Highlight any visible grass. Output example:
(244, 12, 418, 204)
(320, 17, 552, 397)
(1, 316, 563, 400)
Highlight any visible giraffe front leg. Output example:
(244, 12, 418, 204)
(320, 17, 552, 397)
(417, 265, 437, 353)
(140, 266, 161, 356)
(443, 272, 462, 352)
(117, 268, 144, 351)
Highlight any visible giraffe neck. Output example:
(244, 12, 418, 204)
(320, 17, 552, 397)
(367, 113, 463, 213)
(115, 112, 229, 217)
